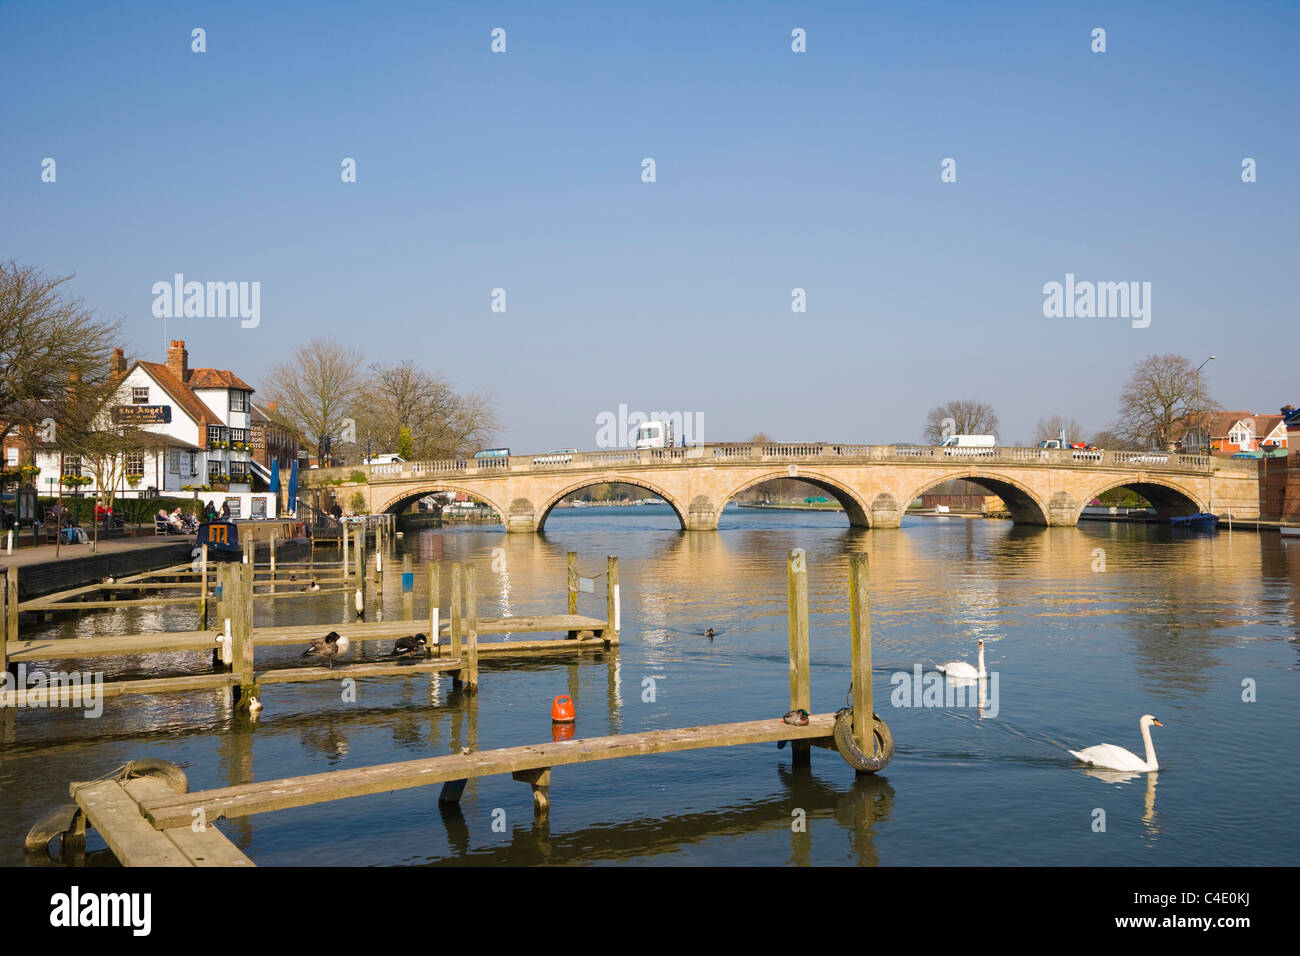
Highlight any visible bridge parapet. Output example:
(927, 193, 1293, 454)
(307, 444, 1241, 485)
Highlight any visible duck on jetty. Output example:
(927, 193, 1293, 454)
(300, 579, 319, 592)
(303, 631, 350, 668)
(391, 634, 428, 658)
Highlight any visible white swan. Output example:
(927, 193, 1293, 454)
(936, 639, 985, 679)
(1068, 715, 1162, 772)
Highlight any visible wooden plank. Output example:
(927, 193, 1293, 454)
(121, 776, 254, 867)
(256, 658, 464, 684)
(3, 673, 235, 707)
(23, 595, 204, 610)
(71, 780, 193, 867)
(140, 716, 837, 828)
(7, 630, 221, 662)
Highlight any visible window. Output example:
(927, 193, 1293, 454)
(167, 450, 182, 474)
(230, 428, 247, 443)
(229, 461, 247, 479)
(208, 460, 223, 480)
(187, 452, 198, 477)
(208, 425, 225, 445)
(229, 391, 247, 412)
(126, 452, 144, 474)
(132, 387, 149, 405)
(64, 456, 81, 477)
(6, 448, 17, 466)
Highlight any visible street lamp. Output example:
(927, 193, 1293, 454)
(1196, 355, 1215, 453)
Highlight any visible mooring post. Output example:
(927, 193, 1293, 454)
(6, 568, 18, 655)
(512, 767, 552, 819)
(1, 569, 9, 677)
(342, 521, 349, 579)
(232, 563, 256, 704)
(464, 564, 479, 691)
(428, 562, 440, 656)
(788, 548, 811, 767)
(402, 553, 414, 621)
(567, 552, 578, 614)
(199, 542, 209, 629)
(849, 553, 874, 756)
(449, 562, 463, 685)
(269, 531, 277, 593)
(605, 555, 620, 646)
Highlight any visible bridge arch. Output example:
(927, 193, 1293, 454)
(722, 470, 872, 527)
(901, 471, 1053, 526)
(1079, 476, 1205, 520)
(535, 475, 690, 532)
(376, 484, 510, 526)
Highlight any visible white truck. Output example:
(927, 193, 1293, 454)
(940, 434, 997, 456)
(633, 420, 674, 449)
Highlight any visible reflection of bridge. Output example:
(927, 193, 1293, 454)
(309, 444, 1260, 533)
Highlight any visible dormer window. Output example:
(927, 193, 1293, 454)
(132, 387, 149, 405)
(229, 391, 248, 412)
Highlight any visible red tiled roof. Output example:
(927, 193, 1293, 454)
(135, 361, 215, 433)
(186, 368, 254, 391)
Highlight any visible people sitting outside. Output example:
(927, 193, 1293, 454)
(201, 501, 219, 523)
(220, 501, 232, 520)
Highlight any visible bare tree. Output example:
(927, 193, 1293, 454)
(350, 361, 501, 460)
(262, 339, 364, 463)
(1088, 429, 1137, 451)
(1113, 354, 1215, 450)
(923, 400, 999, 443)
(1034, 415, 1085, 443)
(0, 260, 120, 457)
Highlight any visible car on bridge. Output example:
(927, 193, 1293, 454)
(533, 449, 578, 465)
(473, 448, 511, 459)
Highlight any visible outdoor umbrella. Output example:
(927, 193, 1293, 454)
(287, 460, 299, 516)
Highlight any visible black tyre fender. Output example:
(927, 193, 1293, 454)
(833, 707, 894, 773)
(123, 758, 189, 794)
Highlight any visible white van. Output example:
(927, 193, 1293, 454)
(940, 434, 996, 457)
(634, 421, 674, 449)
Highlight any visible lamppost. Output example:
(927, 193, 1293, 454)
(1196, 355, 1215, 453)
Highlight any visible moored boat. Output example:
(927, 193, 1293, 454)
(1171, 512, 1219, 531)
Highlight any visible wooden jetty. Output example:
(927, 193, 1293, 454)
(1, 551, 619, 715)
(25, 549, 894, 867)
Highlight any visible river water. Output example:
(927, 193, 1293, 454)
(2, 505, 1297, 866)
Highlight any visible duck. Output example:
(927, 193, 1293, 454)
(392, 634, 428, 657)
(289, 573, 297, 582)
(1068, 715, 1163, 773)
(300, 579, 319, 592)
(705, 628, 715, 638)
(354, 588, 365, 620)
(936, 639, 986, 679)
(101, 575, 115, 585)
(302, 631, 350, 668)
(247, 697, 262, 717)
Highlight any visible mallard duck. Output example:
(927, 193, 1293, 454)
(300, 579, 319, 592)
(705, 628, 715, 638)
(392, 634, 428, 657)
(302, 631, 350, 668)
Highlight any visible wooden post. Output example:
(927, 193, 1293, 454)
(199, 542, 209, 628)
(401, 553, 414, 620)
(342, 521, 349, 578)
(849, 553, 874, 755)
(464, 564, 479, 691)
(6, 569, 18, 657)
(787, 549, 810, 766)
(449, 562, 463, 684)
(1, 569, 9, 677)
(231, 563, 255, 704)
(567, 552, 578, 614)
(269, 532, 277, 593)
(354, 527, 365, 631)
(604, 555, 620, 646)
(512, 767, 551, 819)
(428, 563, 440, 657)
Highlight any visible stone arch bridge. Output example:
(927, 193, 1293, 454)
(307, 443, 1259, 533)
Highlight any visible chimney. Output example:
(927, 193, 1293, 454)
(267, 401, 278, 414)
(167, 340, 188, 381)
(110, 347, 126, 376)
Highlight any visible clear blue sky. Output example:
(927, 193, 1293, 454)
(3, 1, 1296, 450)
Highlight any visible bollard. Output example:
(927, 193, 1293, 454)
(401, 553, 414, 620)
(428, 562, 440, 656)
(605, 555, 620, 646)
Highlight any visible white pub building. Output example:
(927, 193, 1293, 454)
(33, 340, 278, 518)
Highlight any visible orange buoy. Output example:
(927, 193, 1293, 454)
(551, 694, 575, 722)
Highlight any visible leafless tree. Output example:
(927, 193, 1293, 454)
(923, 400, 999, 443)
(0, 260, 120, 457)
(262, 339, 365, 462)
(1034, 415, 1085, 443)
(1112, 354, 1216, 450)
